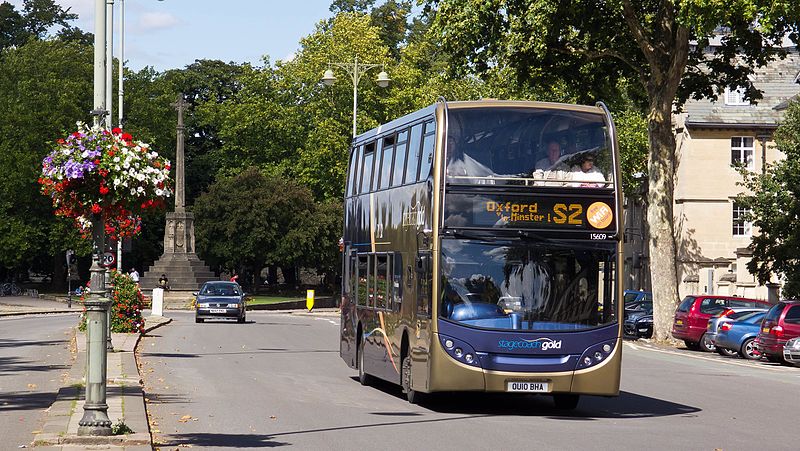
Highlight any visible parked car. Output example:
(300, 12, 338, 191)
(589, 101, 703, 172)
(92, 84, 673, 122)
(671, 295, 771, 352)
(784, 337, 800, 367)
(624, 290, 652, 307)
(713, 311, 767, 359)
(623, 300, 653, 338)
(194, 281, 247, 324)
(707, 308, 770, 357)
(755, 300, 800, 363)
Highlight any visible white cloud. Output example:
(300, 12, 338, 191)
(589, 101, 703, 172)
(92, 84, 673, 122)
(137, 12, 179, 31)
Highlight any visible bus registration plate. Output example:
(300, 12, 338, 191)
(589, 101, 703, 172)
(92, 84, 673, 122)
(507, 381, 549, 393)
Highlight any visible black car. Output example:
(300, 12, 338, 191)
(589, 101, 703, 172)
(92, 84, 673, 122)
(623, 300, 653, 338)
(194, 281, 246, 323)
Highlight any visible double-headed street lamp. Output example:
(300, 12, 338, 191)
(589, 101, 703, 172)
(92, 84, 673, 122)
(321, 56, 390, 138)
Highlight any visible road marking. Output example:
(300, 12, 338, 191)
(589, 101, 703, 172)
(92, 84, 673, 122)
(314, 317, 339, 326)
(624, 341, 796, 373)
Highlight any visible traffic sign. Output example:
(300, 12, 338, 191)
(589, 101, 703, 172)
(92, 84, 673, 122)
(101, 251, 116, 267)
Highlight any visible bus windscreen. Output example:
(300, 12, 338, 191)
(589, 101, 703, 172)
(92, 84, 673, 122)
(440, 239, 617, 331)
(446, 107, 614, 187)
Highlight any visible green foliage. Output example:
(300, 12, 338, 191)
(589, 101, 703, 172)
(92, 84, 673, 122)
(110, 269, 146, 333)
(193, 168, 341, 279)
(0, 0, 78, 51)
(0, 39, 93, 271)
(614, 108, 649, 196)
(111, 419, 134, 435)
(738, 100, 800, 297)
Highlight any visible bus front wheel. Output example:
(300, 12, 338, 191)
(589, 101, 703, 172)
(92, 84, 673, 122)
(553, 394, 580, 410)
(401, 355, 424, 404)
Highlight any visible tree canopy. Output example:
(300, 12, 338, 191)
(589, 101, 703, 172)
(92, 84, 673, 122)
(432, 0, 800, 340)
(739, 100, 800, 297)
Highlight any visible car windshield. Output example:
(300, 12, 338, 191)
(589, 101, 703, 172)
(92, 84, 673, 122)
(446, 107, 614, 187)
(440, 239, 617, 331)
(623, 292, 640, 303)
(200, 283, 241, 296)
(626, 301, 653, 314)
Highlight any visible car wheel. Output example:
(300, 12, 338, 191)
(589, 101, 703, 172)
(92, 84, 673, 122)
(553, 394, 580, 410)
(684, 340, 700, 351)
(699, 333, 716, 352)
(739, 338, 760, 360)
(195, 317, 203, 323)
(401, 355, 424, 404)
(716, 347, 738, 357)
(238, 314, 245, 324)
(358, 338, 372, 386)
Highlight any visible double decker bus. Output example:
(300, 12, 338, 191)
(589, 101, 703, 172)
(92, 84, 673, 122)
(339, 100, 622, 409)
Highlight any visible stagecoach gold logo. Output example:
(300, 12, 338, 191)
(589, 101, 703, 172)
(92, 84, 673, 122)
(402, 202, 425, 228)
(586, 202, 613, 229)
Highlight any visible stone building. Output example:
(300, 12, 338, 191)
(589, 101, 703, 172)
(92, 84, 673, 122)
(672, 48, 799, 301)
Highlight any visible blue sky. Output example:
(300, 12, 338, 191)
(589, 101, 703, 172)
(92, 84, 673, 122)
(10, 0, 336, 70)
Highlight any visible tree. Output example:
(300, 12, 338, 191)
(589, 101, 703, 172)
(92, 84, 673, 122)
(432, 0, 800, 341)
(739, 100, 800, 297)
(193, 168, 340, 287)
(0, 39, 94, 281)
(0, 0, 78, 51)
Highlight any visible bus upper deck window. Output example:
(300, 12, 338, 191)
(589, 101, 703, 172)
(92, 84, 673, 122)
(359, 142, 376, 194)
(418, 120, 435, 180)
(405, 123, 423, 183)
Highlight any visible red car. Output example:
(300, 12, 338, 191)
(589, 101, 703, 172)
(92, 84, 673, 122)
(672, 295, 771, 351)
(755, 300, 800, 363)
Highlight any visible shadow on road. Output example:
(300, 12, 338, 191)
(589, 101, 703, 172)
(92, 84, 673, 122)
(352, 377, 700, 419)
(158, 432, 290, 448)
(0, 356, 70, 375)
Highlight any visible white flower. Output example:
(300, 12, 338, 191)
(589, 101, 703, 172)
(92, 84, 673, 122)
(113, 156, 120, 163)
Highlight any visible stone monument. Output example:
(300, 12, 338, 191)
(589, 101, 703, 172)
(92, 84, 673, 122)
(141, 95, 214, 302)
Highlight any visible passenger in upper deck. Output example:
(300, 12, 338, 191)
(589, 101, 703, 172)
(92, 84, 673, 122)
(569, 154, 606, 187)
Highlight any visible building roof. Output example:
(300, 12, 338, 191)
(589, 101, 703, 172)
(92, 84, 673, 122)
(683, 49, 800, 128)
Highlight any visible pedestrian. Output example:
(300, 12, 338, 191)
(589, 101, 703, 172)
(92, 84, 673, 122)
(230, 272, 239, 283)
(158, 273, 169, 290)
(129, 267, 140, 285)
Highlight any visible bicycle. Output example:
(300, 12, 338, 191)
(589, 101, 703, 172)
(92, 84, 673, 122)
(1, 282, 22, 296)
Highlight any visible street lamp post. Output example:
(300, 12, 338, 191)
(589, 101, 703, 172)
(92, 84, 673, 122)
(321, 56, 390, 138)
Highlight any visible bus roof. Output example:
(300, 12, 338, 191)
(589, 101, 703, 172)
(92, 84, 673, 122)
(352, 100, 607, 145)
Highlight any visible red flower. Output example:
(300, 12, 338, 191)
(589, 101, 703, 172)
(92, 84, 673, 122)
(93, 159, 101, 166)
(99, 186, 109, 195)
(112, 127, 122, 134)
(91, 204, 102, 214)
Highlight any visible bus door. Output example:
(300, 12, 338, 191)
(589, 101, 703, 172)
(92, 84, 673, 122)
(340, 248, 357, 368)
(412, 248, 432, 391)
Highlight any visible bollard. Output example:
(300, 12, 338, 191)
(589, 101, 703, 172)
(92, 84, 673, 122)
(306, 289, 315, 312)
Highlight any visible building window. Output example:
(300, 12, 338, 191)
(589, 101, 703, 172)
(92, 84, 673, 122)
(732, 203, 752, 237)
(724, 87, 750, 106)
(730, 137, 754, 169)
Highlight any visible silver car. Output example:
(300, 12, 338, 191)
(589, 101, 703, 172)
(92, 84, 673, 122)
(784, 337, 800, 367)
(194, 281, 247, 324)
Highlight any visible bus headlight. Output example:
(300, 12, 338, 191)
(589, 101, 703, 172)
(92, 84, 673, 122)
(439, 334, 481, 367)
(578, 340, 616, 369)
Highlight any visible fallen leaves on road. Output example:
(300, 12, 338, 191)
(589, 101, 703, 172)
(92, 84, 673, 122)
(27, 383, 37, 390)
(269, 415, 277, 420)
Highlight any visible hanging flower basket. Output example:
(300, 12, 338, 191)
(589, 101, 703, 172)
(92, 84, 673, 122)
(39, 123, 172, 240)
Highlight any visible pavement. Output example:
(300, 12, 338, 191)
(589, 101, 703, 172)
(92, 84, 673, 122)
(1, 294, 339, 450)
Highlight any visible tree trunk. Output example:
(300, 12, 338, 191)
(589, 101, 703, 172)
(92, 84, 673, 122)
(647, 97, 681, 341)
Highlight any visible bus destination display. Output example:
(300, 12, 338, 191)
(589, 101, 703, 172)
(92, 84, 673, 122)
(443, 193, 616, 231)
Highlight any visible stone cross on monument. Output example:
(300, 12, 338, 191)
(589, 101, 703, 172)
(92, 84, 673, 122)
(139, 94, 214, 298)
